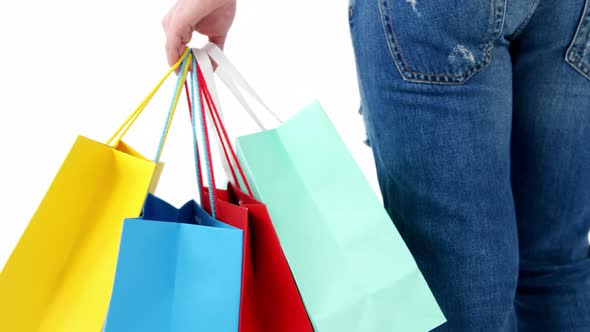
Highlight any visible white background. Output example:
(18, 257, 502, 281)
(1, 0, 587, 270)
(0, 0, 375, 267)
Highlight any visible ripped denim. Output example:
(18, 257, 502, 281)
(349, 0, 590, 331)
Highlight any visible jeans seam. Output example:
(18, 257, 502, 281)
(378, 0, 507, 85)
(566, 0, 590, 80)
(510, 0, 541, 40)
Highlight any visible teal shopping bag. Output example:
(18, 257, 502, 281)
(195, 42, 445, 331)
(235, 101, 445, 331)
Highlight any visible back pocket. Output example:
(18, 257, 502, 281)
(378, 0, 507, 84)
(566, 0, 590, 80)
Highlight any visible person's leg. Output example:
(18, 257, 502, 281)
(349, 0, 520, 330)
(510, 1, 590, 330)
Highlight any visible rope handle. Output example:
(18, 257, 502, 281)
(188, 55, 218, 218)
(195, 62, 254, 197)
(106, 48, 190, 148)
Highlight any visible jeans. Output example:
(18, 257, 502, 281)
(348, 0, 590, 331)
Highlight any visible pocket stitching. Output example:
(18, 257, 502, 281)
(378, 0, 507, 85)
(565, 0, 590, 80)
(509, 0, 541, 40)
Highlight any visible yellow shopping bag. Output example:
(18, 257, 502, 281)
(0, 50, 192, 332)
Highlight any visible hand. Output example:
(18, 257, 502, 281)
(162, 0, 236, 67)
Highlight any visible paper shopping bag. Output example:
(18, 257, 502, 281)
(235, 101, 446, 331)
(104, 194, 244, 332)
(195, 43, 444, 331)
(227, 183, 314, 332)
(192, 55, 314, 332)
(199, 184, 314, 332)
(106, 57, 245, 331)
(0, 50, 192, 332)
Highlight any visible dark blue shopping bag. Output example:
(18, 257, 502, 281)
(104, 193, 244, 332)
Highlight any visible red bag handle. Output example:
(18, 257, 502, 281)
(194, 62, 255, 197)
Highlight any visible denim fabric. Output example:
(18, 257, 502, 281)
(349, 0, 590, 331)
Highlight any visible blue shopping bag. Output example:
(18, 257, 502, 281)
(104, 194, 244, 332)
(104, 50, 245, 332)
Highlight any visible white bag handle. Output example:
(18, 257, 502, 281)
(202, 43, 283, 130)
(193, 47, 222, 117)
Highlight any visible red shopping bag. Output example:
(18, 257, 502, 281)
(227, 182, 314, 332)
(187, 60, 313, 332)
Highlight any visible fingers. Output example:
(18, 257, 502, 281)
(163, 11, 194, 68)
(165, 26, 191, 69)
(163, 0, 230, 68)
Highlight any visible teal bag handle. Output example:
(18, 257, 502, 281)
(153, 54, 191, 163)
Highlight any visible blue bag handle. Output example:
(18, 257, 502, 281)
(188, 52, 217, 218)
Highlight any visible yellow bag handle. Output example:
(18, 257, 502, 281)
(154, 51, 193, 163)
(106, 48, 190, 146)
